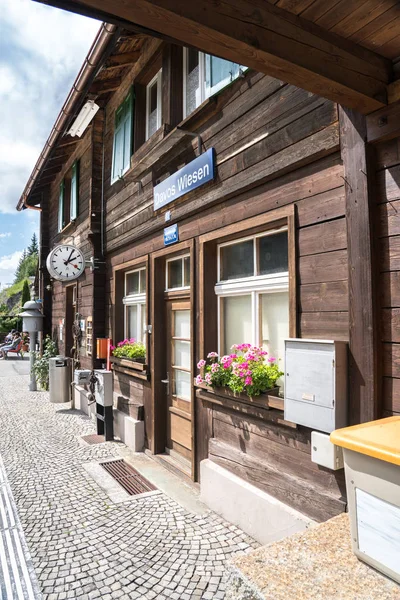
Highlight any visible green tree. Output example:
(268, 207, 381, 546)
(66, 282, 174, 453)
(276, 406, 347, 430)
(21, 279, 31, 307)
(27, 233, 38, 256)
(14, 252, 38, 284)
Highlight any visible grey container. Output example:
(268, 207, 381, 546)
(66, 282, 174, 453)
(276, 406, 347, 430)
(49, 356, 72, 403)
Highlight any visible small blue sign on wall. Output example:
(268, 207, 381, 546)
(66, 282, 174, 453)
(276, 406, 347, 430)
(154, 148, 215, 211)
(164, 223, 179, 246)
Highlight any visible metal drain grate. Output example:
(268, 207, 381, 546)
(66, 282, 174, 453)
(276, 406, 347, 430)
(100, 459, 157, 495)
(82, 434, 105, 445)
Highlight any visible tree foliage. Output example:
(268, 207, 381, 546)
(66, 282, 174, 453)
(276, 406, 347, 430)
(21, 279, 31, 307)
(27, 233, 38, 255)
(14, 233, 39, 284)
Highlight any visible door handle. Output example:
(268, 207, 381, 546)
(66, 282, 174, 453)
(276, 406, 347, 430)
(161, 375, 170, 395)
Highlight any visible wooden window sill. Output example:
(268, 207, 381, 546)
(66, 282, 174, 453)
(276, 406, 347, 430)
(58, 219, 76, 236)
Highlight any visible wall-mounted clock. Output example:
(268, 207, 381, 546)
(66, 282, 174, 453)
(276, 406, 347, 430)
(46, 244, 86, 282)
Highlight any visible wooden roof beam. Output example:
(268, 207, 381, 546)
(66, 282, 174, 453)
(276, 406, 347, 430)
(35, 0, 391, 114)
(105, 51, 140, 68)
(90, 76, 122, 94)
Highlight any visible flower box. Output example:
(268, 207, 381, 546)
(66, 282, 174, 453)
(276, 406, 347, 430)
(110, 356, 146, 372)
(195, 380, 281, 410)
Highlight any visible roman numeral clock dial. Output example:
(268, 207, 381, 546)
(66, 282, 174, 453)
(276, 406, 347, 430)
(46, 244, 85, 282)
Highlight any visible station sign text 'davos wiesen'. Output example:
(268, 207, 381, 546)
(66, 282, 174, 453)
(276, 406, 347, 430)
(154, 148, 215, 211)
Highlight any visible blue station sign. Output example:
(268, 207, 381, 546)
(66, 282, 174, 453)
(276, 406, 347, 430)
(154, 148, 215, 211)
(164, 223, 179, 246)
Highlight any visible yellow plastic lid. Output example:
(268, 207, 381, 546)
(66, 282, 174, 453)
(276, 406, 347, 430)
(330, 416, 400, 466)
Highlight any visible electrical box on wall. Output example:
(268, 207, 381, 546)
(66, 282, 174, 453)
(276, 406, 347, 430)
(284, 339, 348, 433)
(311, 431, 344, 470)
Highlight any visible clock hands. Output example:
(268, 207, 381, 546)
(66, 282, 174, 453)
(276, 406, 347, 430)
(64, 249, 74, 265)
(64, 253, 79, 266)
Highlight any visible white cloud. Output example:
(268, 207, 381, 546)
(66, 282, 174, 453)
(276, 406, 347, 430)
(0, 233, 11, 239)
(1, 0, 100, 213)
(0, 251, 22, 286)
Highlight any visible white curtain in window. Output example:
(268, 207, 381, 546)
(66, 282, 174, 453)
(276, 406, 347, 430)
(127, 305, 138, 340)
(222, 295, 252, 355)
(261, 291, 289, 387)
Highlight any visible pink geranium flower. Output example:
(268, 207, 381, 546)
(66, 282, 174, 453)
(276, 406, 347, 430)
(196, 375, 203, 385)
(197, 359, 206, 368)
(207, 351, 218, 358)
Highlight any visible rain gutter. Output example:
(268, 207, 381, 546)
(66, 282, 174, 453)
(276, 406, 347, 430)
(17, 22, 118, 212)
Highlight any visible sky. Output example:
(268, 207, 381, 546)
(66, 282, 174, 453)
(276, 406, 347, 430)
(0, 0, 100, 288)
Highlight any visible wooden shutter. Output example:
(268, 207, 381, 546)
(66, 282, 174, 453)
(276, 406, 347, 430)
(58, 180, 64, 232)
(70, 160, 79, 221)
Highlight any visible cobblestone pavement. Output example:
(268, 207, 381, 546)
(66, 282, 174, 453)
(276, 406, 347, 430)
(0, 373, 258, 600)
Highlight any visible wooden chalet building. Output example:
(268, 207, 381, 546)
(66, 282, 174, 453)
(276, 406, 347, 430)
(17, 2, 400, 539)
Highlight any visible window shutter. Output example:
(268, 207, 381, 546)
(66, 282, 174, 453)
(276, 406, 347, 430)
(70, 160, 79, 221)
(58, 180, 64, 232)
(123, 91, 134, 172)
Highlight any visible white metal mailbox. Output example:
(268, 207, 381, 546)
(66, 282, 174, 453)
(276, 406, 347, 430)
(284, 339, 348, 433)
(94, 370, 113, 407)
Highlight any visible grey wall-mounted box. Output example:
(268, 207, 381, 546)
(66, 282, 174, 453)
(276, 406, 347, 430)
(284, 339, 348, 433)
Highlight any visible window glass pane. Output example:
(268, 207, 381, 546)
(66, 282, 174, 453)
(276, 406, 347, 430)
(174, 340, 190, 369)
(220, 240, 254, 281)
(186, 49, 200, 115)
(174, 370, 191, 400)
(141, 305, 146, 346)
(139, 269, 146, 293)
(126, 271, 140, 295)
(150, 82, 158, 112)
(210, 56, 233, 88)
(123, 116, 131, 172)
(184, 257, 190, 287)
(167, 259, 183, 289)
(261, 291, 289, 389)
(126, 305, 138, 340)
(148, 80, 158, 138)
(174, 310, 190, 339)
(222, 295, 252, 355)
(258, 232, 288, 275)
(112, 125, 124, 179)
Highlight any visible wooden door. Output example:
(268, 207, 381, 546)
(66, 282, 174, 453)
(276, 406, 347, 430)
(165, 299, 192, 466)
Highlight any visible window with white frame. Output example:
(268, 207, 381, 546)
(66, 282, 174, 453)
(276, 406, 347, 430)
(146, 70, 162, 140)
(123, 268, 147, 345)
(183, 48, 245, 117)
(111, 90, 133, 183)
(86, 317, 93, 356)
(166, 255, 190, 291)
(216, 229, 289, 376)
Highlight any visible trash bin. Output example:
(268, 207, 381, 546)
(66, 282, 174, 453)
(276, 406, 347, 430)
(49, 356, 72, 403)
(331, 417, 400, 584)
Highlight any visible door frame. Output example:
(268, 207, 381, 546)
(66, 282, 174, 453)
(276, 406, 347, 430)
(150, 238, 196, 479)
(64, 283, 77, 358)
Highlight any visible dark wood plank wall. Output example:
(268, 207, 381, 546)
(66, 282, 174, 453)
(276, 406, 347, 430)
(102, 49, 349, 519)
(376, 136, 400, 416)
(47, 129, 94, 369)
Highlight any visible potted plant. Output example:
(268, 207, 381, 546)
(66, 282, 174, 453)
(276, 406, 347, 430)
(109, 338, 147, 372)
(195, 344, 283, 408)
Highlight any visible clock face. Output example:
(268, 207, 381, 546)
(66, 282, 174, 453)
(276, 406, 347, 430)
(46, 245, 85, 281)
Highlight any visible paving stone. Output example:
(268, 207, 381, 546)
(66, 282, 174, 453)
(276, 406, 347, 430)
(0, 373, 258, 599)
